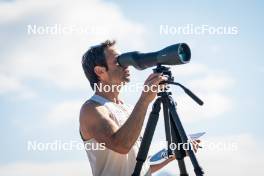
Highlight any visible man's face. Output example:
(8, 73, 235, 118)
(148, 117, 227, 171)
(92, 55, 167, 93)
(103, 46, 130, 85)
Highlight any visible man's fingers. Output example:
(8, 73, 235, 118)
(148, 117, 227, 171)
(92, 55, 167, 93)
(145, 75, 167, 87)
(150, 75, 167, 86)
(189, 140, 202, 153)
(191, 140, 201, 145)
(145, 73, 161, 82)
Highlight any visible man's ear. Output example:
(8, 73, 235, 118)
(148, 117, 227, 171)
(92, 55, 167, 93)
(94, 66, 107, 79)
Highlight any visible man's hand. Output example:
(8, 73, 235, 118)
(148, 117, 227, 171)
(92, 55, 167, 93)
(140, 73, 168, 104)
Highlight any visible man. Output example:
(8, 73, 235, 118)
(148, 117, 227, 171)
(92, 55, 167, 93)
(79, 40, 178, 176)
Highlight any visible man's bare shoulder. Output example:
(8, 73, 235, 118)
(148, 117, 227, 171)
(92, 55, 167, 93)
(79, 100, 110, 124)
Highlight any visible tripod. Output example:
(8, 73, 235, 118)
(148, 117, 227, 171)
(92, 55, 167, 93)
(132, 65, 205, 176)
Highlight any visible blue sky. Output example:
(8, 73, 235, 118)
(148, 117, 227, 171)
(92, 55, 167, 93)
(0, 0, 264, 175)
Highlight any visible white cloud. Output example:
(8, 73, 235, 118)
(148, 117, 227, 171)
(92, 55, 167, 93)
(0, 0, 57, 24)
(0, 160, 92, 176)
(189, 74, 234, 92)
(171, 63, 210, 76)
(0, 0, 147, 95)
(169, 63, 235, 122)
(176, 92, 233, 122)
(47, 100, 82, 126)
(0, 73, 36, 99)
(0, 74, 23, 94)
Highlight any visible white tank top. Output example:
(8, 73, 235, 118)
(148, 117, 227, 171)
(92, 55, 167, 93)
(83, 94, 151, 176)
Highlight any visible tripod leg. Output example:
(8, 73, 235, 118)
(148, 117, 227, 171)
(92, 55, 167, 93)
(162, 100, 173, 156)
(169, 112, 189, 176)
(168, 97, 204, 176)
(178, 160, 189, 176)
(132, 98, 162, 176)
(163, 97, 189, 176)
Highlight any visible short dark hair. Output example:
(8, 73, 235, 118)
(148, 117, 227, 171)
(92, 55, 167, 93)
(82, 40, 116, 89)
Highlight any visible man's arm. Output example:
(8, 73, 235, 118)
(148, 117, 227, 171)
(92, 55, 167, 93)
(150, 157, 174, 173)
(80, 95, 150, 154)
(80, 73, 166, 154)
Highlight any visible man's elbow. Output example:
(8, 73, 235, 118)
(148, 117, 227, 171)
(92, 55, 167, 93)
(110, 138, 132, 154)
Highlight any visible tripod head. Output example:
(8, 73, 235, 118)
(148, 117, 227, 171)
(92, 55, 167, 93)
(153, 64, 204, 106)
(153, 64, 174, 82)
